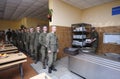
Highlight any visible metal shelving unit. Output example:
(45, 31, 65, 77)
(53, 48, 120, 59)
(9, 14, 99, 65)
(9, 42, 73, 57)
(71, 23, 91, 48)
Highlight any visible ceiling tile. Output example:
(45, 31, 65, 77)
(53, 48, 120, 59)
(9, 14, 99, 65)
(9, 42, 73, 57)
(1, 0, 48, 20)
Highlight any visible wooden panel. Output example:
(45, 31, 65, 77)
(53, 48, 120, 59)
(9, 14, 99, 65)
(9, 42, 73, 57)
(95, 26, 120, 54)
(49, 26, 120, 58)
(56, 26, 72, 59)
(49, 26, 72, 59)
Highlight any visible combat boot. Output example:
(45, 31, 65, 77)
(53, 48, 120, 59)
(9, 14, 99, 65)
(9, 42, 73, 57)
(48, 67, 52, 73)
(34, 60, 37, 64)
(51, 65, 57, 71)
(42, 63, 46, 69)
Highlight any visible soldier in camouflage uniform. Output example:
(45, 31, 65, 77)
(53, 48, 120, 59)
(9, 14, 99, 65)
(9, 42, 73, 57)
(29, 27, 35, 58)
(90, 27, 99, 54)
(11, 30, 17, 46)
(21, 29, 26, 52)
(34, 26, 41, 63)
(39, 26, 48, 68)
(16, 29, 20, 49)
(25, 28, 30, 55)
(17, 29, 22, 51)
(46, 26, 59, 73)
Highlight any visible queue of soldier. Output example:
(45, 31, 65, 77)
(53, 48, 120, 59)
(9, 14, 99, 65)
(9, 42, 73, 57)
(0, 25, 58, 74)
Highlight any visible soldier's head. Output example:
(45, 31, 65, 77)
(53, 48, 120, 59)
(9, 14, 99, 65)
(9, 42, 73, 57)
(8, 29, 11, 31)
(91, 27, 95, 32)
(21, 29, 24, 33)
(43, 26, 47, 32)
(51, 25, 57, 33)
(24, 28, 27, 32)
(30, 27, 34, 33)
(36, 26, 40, 32)
(26, 28, 29, 32)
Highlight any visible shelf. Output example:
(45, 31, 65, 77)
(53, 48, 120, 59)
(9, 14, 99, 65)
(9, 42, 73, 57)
(73, 31, 89, 33)
(71, 23, 92, 48)
(72, 44, 85, 47)
(73, 38, 86, 40)
(72, 45, 82, 47)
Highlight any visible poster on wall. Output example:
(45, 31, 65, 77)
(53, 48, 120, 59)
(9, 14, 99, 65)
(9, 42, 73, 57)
(112, 6, 120, 15)
(103, 33, 120, 45)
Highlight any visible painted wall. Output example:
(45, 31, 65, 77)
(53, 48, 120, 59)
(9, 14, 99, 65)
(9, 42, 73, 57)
(81, 0, 120, 27)
(49, 0, 82, 27)
(26, 17, 49, 27)
(0, 19, 21, 30)
(0, 17, 49, 30)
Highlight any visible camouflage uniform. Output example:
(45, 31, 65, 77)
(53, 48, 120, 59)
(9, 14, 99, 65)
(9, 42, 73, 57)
(34, 31, 41, 62)
(46, 32, 59, 68)
(91, 31, 99, 53)
(39, 32, 47, 67)
(29, 32, 35, 57)
(25, 31, 30, 54)
(21, 31, 26, 52)
(17, 30, 22, 51)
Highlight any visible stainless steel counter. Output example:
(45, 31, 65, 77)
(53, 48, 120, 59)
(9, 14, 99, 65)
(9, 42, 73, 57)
(69, 53, 120, 79)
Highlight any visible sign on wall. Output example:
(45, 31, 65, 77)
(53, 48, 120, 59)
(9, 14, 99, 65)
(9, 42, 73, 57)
(112, 6, 120, 15)
(103, 33, 120, 45)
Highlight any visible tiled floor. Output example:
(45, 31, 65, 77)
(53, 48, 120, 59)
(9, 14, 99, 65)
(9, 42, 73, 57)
(31, 57, 83, 79)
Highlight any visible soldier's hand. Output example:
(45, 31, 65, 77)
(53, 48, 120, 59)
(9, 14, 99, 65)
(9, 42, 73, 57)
(48, 50, 51, 53)
(44, 45, 47, 47)
(57, 49, 59, 53)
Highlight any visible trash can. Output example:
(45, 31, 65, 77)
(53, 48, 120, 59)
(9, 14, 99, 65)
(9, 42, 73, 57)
(64, 47, 79, 55)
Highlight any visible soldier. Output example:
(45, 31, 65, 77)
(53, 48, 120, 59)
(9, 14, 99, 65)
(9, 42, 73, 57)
(11, 30, 17, 46)
(22, 28, 28, 53)
(34, 26, 41, 63)
(15, 29, 19, 48)
(17, 29, 22, 51)
(46, 25, 59, 73)
(6, 29, 12, 43)
(20, 29, 25, 52)
(39, 26, 48, 68)
(90, 27, 99, 53)
(25, 28, 30, 55)
(29, 27, 35, 58)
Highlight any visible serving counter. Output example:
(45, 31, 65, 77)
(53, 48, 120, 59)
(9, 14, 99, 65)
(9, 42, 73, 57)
(69, 53, 120, 79)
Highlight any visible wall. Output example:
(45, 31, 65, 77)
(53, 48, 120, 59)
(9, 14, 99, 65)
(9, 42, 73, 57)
(49, 26, 72, 59)
(0, 19, 21, 30)
(80, 0, 120, 54)
(49, 0, 82, 27)
(49, 0, 82, 58)
(26, 17, 49, 27)
(0, 17, 49, 30)
(95, 26, 120, 54)
(49, 0, 120, 58)
(81, 0, 120, 27)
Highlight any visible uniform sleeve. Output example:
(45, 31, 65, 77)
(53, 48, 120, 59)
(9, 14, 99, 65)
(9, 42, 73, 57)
(56, 36, 59, 49)
(95, 32, 98, 38)
(25, 33, 27, 42)
(23, 33, 26, 42)
(33, 33, 36, 46)
(46, 34, 51, 51)
(28, 33, 30, 43)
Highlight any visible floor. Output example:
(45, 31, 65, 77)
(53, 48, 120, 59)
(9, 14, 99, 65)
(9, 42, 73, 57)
(0, 56, 37, 79)
(0, 56, 83, 79)
(31, 57, 83, 79)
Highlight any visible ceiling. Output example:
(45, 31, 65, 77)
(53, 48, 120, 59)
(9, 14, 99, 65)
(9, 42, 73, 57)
(62, 0, 114, 9)
(0, 0, 115, 20)
(0, 0, 48, 20)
